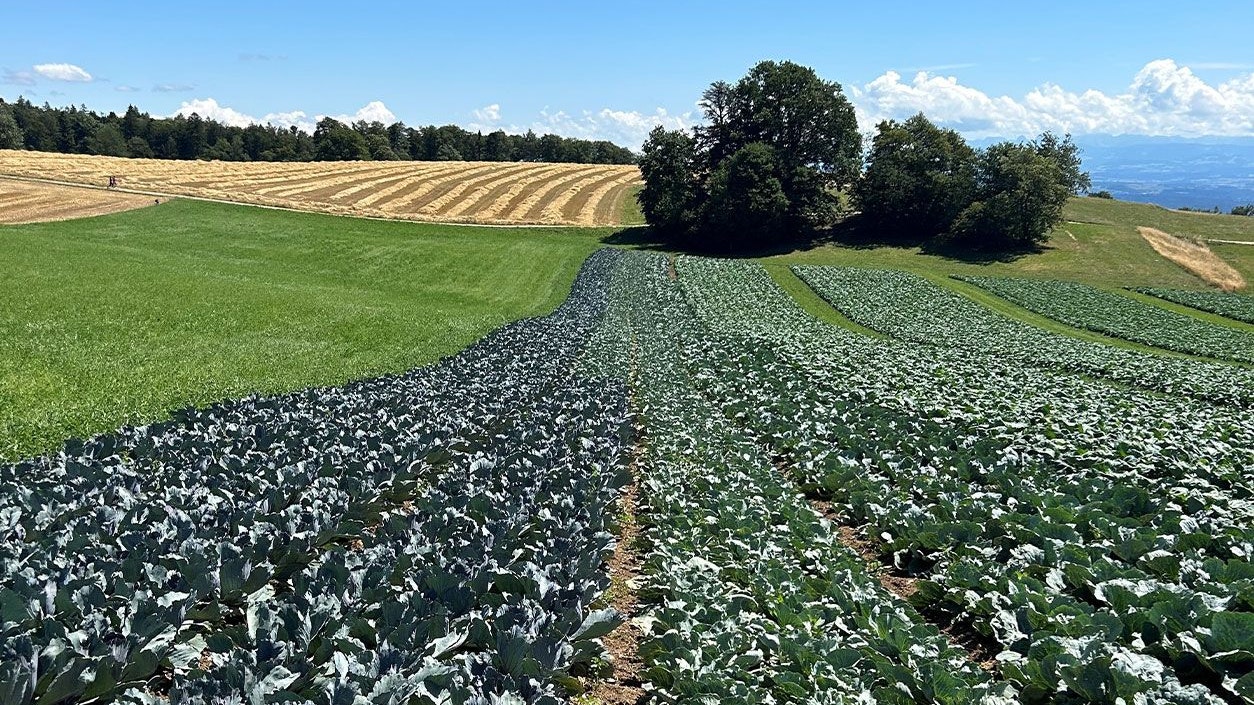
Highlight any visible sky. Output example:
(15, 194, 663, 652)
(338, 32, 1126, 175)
(3, 1, 1253, 148)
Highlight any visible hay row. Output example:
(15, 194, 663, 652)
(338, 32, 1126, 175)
(0, 150, 642, 225)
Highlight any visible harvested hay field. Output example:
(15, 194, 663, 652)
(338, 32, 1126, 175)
(1138, 226, 1246, 291)
(0, 178, 155, 224)
(0, 150, 643, 226)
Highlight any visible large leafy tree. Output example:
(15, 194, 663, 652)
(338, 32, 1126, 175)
(947, 140, 1076, 249)
(0, 105, 22, 150)
(854, 114, 978, 239)
(638, 60, 861, 250)
(722, 60, 861, 226)
(637, 126, 699, 238)
(702, 143, 790, 250)
(313, 118, 371, 161)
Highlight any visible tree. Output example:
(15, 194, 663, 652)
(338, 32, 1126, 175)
(637, 59, 862, 250)
(638, 126, 699, 238)
(722, 60, 861, 226)
(86, 123, 129, 157)
(126, 136, 154, 158)
(946, 141, 1074, 249)
(365, 133, 399, 160)
(854, 114, 978, 239)
(1034, 132, 1090, 195)
(701, 143, 789, 250)
(0, 104, 22, 150)
(483, 130, 511, 161)
(313, 118, 370, 161)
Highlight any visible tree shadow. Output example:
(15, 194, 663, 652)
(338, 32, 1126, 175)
(816, 214, 1049, 263)
(599, 225, 831, 258)
(600, 216, 1050, 264)
(599, 226, 669, 250)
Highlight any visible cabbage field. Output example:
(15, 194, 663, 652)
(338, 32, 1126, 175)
(2, 250, 1252, 704)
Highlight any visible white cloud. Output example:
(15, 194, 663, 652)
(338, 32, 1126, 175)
(115, 85, 141, 93)
(321, 100, 397, 126)
(169, 99, 395, 133)
(154, 83, 194, 93)
(851, 59, 1254, 138)
(472, 103, 501, 123)
(262, 110, 318, 133)
(33, 63, 92, 82)
(468, 103, 695, 149)
(172, 98, 258, 127)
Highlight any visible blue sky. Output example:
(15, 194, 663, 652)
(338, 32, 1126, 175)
(3, 1, 1253, 147)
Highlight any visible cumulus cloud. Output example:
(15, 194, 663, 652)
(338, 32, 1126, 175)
(851, 59, 1254, 138)
(33, 63, 92, 82)
(262, 110, 315, 133)
(472, 103, 501, 123)
(322, 100, 397, 125)
(468, 103, 695, 149)
(169, 99, 395, 133)
(172, 98, 258, 127)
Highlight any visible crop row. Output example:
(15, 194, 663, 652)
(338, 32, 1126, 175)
(608, 253, 1011, 703)
(673, 257, 1253, 704)
(792, 266, 1254, 407)
(1133, 288, 1254, 325)
(0, 250, 632, 704)
(959, 276, 1254, 364)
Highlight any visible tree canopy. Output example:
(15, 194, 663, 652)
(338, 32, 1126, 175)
(0, 97, 636, 165)
(855, 114, 1088, 250)
(639, 63, 1090, 254)
(639, 60, 861, 250)
(854, 114, 978, 239)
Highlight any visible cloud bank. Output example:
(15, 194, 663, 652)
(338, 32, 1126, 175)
(852, 59, 1254, 138)
(468, 104, 695, 149)
(170, 98, 397, 134)
(148, 59, 1254, 151)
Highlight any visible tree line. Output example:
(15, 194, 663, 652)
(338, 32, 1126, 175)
(639, 60, 1090, 252)
(0, 98, 635, 165)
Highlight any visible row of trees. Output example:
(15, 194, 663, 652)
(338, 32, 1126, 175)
(1181, 204, 1254, 216)
(638, 61, 1090, 252)
(0, 98, 635, 164)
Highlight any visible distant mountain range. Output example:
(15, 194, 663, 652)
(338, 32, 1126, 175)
(1072, 136, 1254, 212)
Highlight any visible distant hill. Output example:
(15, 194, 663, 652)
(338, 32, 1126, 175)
(1073, 135, 1254, 212)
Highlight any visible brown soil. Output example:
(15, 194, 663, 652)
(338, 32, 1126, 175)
(0, 178, 154, 224)
(1139, 226, 1246, 291)
(506, 165, 605, 221)
(585, 472, 648, 705)
(555, 171, 636, 223)
(596, 180, 640, 225)
(775, 456, 1000, 673)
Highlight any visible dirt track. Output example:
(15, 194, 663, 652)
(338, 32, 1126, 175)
(0, 150, 641, 226)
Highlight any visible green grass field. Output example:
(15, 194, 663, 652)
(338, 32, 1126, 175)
(0, 199, 608, 459)
(3, 193, 1252, 460)
(766, 197, 1254, 291)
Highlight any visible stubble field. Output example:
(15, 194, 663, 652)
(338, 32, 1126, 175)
(0, 150, 643, 226)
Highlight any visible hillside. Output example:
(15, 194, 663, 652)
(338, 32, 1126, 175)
(0, 150, 644, 226)
(769, 196, 1254, 292)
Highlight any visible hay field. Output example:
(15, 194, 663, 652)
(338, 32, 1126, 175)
(0, 178, 156, 224)
(1138, 226, 1246, 290)
(0, 150, 643, 226)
